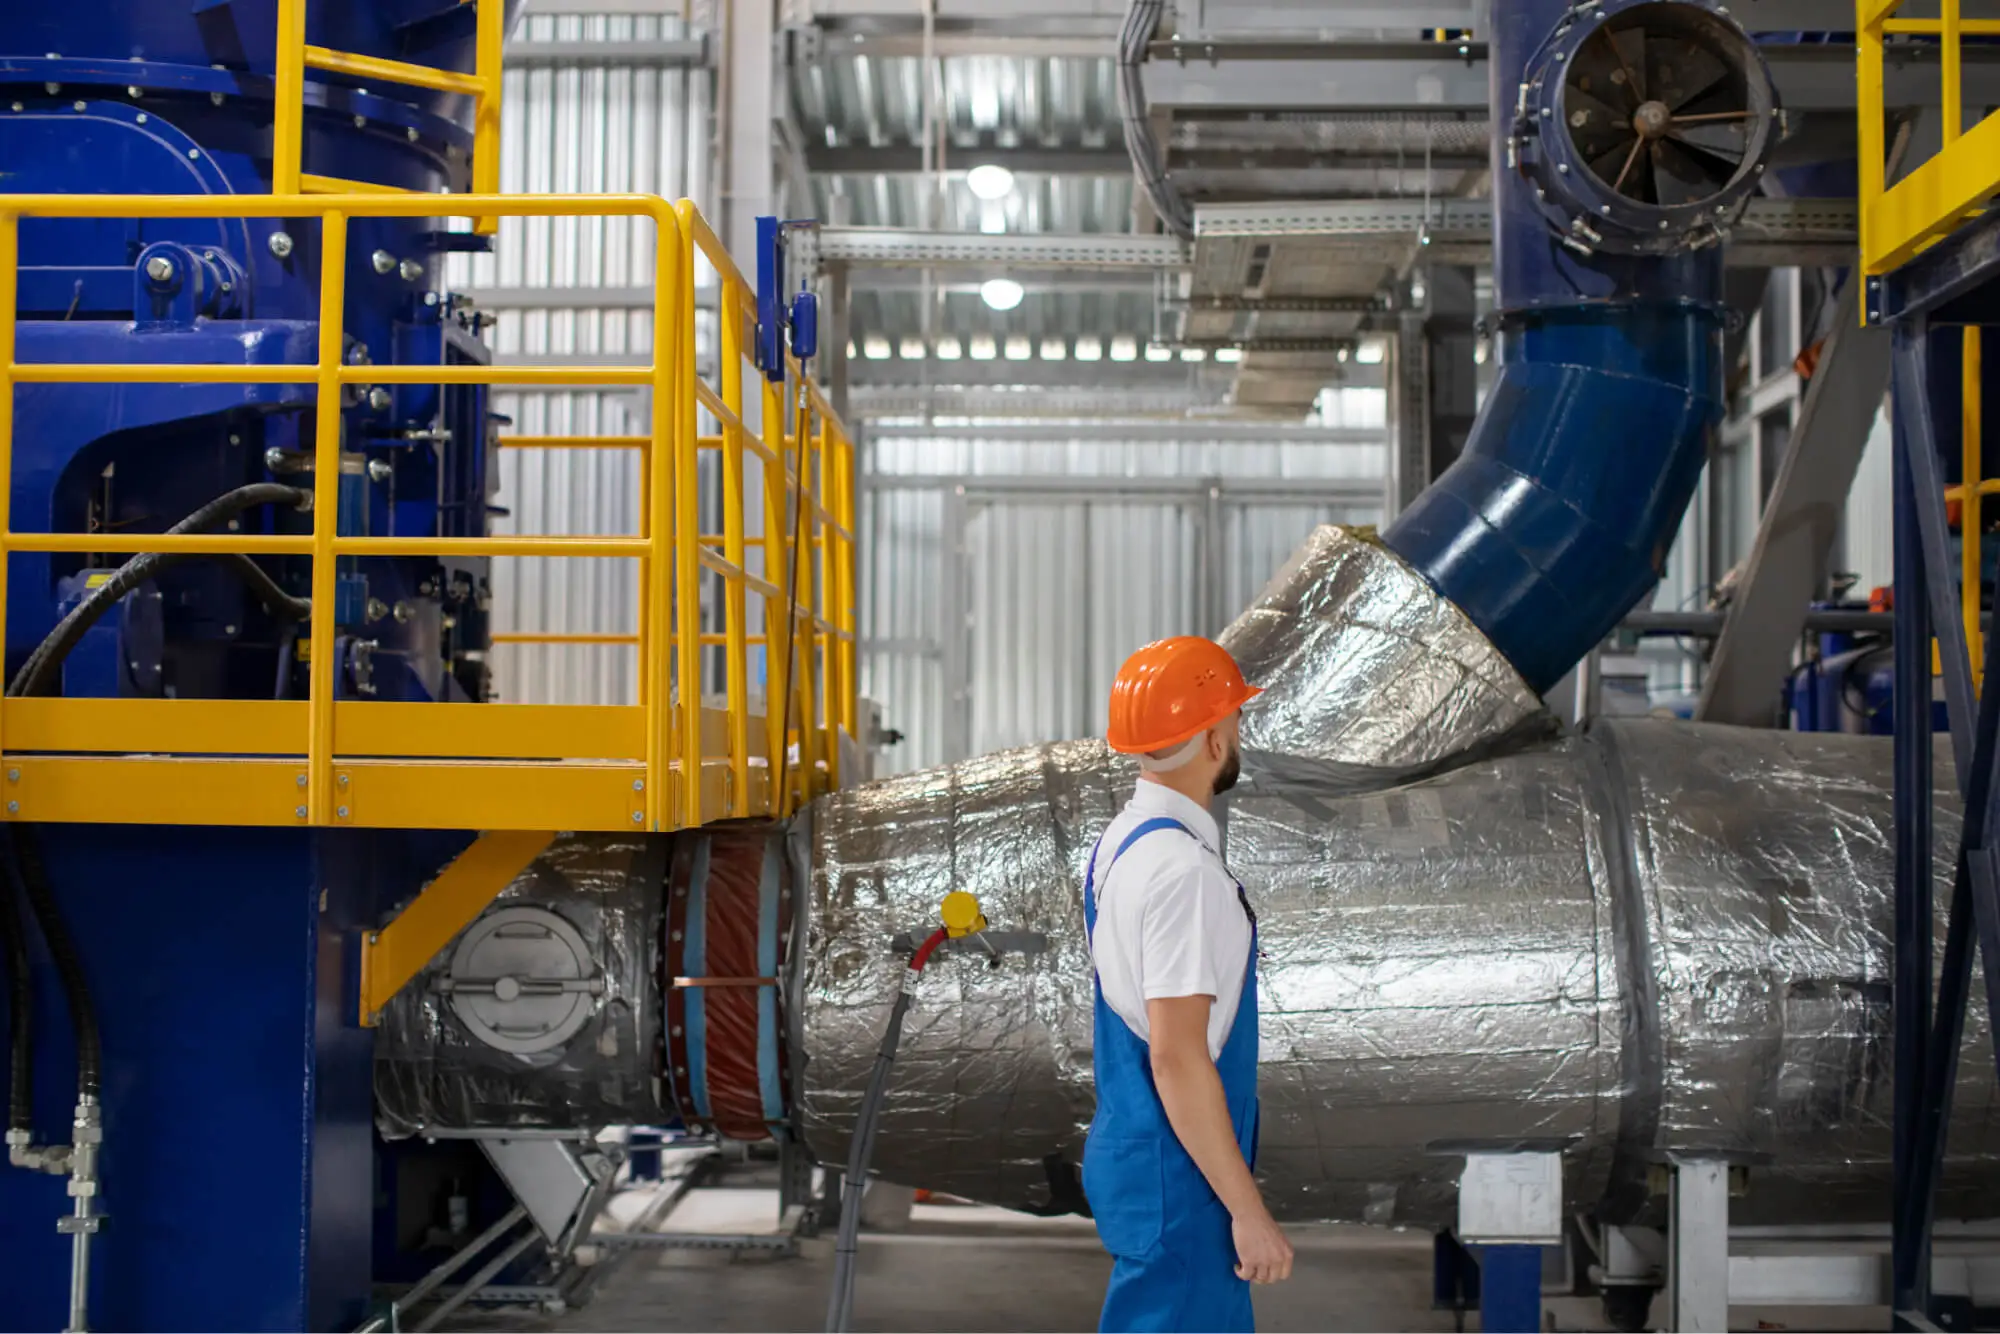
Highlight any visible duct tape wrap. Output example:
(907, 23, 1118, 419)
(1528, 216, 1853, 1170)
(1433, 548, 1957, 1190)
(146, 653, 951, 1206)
(801, 722, 2000, 1225)
(373, 835, 668, 1136)
(1220, 526, 1552, 770)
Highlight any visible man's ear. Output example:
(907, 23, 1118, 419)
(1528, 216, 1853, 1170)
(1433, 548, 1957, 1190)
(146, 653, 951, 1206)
(1207, 726, 1227, 760)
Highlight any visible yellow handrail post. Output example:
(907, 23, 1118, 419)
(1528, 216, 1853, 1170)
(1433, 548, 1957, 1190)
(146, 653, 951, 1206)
(1857, 0, 1883, 299)
(837, 429, 858, 739)
(816, 408, 839, 790)
(0, 213, 17, 766)
(715, 258, 752, 818)
(472, 0, 505, 235)
(1968, 326, 1985, 683)
(1944, 0, 1963, 147)
(274, 0, 307, 194)
(761, 374, 790, 812)
(646, 204, 679, 829)
(792, 395, 820, 802)
(675, 222, 703, 828)
(309, 208, 349, 825)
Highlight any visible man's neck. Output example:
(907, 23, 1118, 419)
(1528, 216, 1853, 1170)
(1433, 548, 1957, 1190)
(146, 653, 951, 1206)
(1139, 770, 1212, 811)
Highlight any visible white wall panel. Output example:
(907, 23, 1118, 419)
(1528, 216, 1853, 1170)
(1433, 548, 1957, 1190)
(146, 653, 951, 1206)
(473, 15, 711, 707)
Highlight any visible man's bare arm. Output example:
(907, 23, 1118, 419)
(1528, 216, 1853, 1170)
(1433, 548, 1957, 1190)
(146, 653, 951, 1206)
(1147, 995, 1293, 1284)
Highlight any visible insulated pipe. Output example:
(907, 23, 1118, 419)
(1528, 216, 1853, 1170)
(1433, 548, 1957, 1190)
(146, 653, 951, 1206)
(1382, 0, 1773, 693)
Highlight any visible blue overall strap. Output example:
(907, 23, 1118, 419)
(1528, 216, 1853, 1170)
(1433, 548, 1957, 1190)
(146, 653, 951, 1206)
(1085, 818, 1192, 943)
(1113, 817, 1196, 866)
(1103, 816, 1257, 929)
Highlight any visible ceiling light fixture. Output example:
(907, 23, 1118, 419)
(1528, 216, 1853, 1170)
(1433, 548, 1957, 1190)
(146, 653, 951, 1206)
(966, 163, 1016, 201)
(979, 277, 1025, 311)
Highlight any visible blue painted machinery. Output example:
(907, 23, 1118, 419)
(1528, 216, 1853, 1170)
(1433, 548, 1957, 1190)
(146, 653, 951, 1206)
(0, 4, 518, 1329)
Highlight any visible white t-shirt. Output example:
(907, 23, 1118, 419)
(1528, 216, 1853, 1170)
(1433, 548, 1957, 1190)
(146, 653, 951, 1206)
(1087, 781, 1253, 1061)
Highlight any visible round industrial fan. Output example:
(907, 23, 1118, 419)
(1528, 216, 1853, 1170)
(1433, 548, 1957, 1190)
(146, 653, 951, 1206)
(1562, 8, 1761, 208)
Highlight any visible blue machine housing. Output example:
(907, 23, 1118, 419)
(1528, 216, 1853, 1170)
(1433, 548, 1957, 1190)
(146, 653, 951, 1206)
(0, 3, 518, 1328)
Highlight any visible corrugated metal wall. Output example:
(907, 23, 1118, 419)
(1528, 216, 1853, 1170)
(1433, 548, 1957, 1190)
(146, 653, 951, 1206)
(860, 429, 1386, 774)
(453, 15, 711, 706)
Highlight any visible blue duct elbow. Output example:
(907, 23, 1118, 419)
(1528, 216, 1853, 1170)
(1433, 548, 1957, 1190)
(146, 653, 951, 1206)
(1382, 0, 1776, 694)
(1385, 298, 1724, 694)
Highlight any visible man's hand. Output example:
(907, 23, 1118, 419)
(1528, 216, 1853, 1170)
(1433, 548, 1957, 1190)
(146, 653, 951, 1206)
(1231, 1206, 1294, 1284)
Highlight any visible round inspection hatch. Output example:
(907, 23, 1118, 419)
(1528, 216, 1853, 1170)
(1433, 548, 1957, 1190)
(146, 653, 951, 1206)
(442, 905, 604, 1055)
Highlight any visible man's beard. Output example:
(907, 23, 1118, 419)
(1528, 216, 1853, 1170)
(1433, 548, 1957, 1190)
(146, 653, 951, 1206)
(1212, 747, 1241, 795)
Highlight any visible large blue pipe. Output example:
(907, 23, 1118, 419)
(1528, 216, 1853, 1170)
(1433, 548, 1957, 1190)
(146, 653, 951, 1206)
(1382, 0, 1736, 694)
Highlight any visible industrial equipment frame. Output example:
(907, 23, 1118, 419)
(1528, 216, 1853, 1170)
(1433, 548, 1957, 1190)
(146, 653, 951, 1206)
(1858, 0, 2000, 276)
(0, 192, 858, 838)
(272, 0, 506, 235)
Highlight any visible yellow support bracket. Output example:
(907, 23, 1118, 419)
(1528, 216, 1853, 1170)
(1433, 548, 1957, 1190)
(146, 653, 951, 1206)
(357, 829, 556, 1025)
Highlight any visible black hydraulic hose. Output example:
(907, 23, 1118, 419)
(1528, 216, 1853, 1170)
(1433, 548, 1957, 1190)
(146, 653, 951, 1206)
(0, 836, 31, 1133)
(9, 483, 312, 699)
(0, 481, 310, 1127)
(825, 928, 948, 1334)
(10, 827, 96, 1101)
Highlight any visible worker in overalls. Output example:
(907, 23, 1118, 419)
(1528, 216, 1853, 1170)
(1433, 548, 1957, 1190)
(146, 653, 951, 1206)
(1082, 636, 1293, 1333)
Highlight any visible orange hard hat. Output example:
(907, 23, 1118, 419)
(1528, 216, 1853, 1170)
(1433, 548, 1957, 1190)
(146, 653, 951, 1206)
(1106, 637, 1262, 754)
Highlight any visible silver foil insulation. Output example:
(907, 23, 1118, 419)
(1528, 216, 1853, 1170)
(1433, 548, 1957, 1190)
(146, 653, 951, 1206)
(1221, 526, 1551, 772)
(801, 719, 1999, 1227)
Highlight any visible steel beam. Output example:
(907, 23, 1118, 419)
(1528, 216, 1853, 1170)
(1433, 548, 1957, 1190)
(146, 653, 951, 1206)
(846, 356, 1239, 389)
(862, 473, 1383, 506)
(847, 385, 1231, 417)
(804, 143, 1132, 176)
(1193, 197, 1857, 269)
(1696, 274, 1891, 726)
(812, 228, 1188, 270)
(1144, 43, 2000, 114)
(724, 0, 779, 263)
(866, 420, 1380, 443)
(505, 38, 706, 67)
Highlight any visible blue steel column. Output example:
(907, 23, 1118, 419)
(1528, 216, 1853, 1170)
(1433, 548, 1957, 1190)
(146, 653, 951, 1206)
(1890, 327, 1935, 1320)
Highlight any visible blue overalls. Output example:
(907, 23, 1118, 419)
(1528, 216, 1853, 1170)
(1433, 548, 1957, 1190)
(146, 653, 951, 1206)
(1082, 817, 1261, 1334)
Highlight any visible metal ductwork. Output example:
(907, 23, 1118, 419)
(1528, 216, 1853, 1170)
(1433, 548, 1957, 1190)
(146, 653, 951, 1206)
(801, 720, 1999, 1226)
(1383, 0, 1777, 693)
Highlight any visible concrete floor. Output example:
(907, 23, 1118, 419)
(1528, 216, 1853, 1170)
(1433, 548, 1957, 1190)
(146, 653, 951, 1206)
(443, 1175, 1889, 1334)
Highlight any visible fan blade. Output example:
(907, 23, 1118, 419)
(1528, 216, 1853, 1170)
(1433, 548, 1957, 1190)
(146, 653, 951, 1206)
(1568, 35, 1629, 108)
(1649, 36, 1731, 113)
(1651, 139, 1718, 207)
(1666, 120, 1747, 163)
(1589, 138, 1639, 191)
(1607, 26, 1649, 102)
(1567, 86, 1635, 163)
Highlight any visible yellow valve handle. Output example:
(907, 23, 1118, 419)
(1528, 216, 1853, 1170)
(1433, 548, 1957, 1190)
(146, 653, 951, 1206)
(940, 890, 987, 938)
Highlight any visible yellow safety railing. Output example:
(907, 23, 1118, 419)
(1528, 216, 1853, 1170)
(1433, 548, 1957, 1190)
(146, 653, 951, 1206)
(273, 0, 505, 234)
(0, 192, 858, 832)
(1858, 0, 2000, 274)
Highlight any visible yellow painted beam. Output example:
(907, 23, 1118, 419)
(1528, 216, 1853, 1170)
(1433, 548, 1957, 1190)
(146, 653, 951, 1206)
(357, 830, 556, 1025)
(334, 759, 648, 830)
(1864, 109, 2000, 273)
(0, 756, 311, 826)
(3, 698, 307, 754)
(335, 701, 645, 760)
(302, 44, 486, 98)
